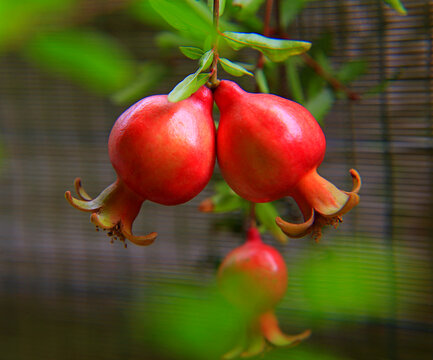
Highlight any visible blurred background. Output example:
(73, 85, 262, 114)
(0, 0, 432, 359)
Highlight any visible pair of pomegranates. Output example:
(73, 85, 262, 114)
(65, 80, 360, 245)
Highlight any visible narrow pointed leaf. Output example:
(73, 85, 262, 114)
(383, 0, 407, 15)
(337, 60, 367, 84)
(168, 73, 198, 103)
(196, 72, 212, 87)
(179, 46, 204, 59)
(219, 58, 253, 77)
(168, 71, 211, 103)
(198, 50, 214, 72)
(222, 31, 311, 62)
(255, 68, 269, 93)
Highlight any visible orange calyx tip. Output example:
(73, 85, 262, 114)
(65, 178, 157, 247)
(275, 207, 315, 239)
(275, 169, 362, 242)
(223, 311, 310, 359)
(198, 197, 214, 212)
(260, 312, 311, 348)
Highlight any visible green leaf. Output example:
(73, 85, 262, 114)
(128, 0, 171, 29)
(168, 71, 211, 102)
(364, 70, 402, 96)
(196, 72, 212, 87)
(305, 88, 335, 124)
(210, 194, 245, 213)
(222, 31, 311, 62)
(255, 203, 288, 244)
(383, 0, 407, 15)
(149, 0, 213, 40)
(255, 68, 269, 93)
(198, 50, 214, 72)
(305, 51, 331, 99)
(286, 57, 304, 103)
(280, 0, 306, 28)
(112, 63, 167, 105)
(206, 181, 246, 213)
(179, 46, 204, 59)
(337, 60, 367, 84)
(219, 58, 253, 77)
(23, 29, 135, 94)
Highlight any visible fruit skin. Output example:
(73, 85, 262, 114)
(109, 85, 215, 205)
(218, 227, 287, 315)
(215, 80, 325, 203)
(214, 80, 361, 241)
(218, 227, 310, 359)
(65, 86, 216, 246)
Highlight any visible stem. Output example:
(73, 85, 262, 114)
(257, 0, 274, 70)
(209, 0, 220, 88)
(274, 0, 288, 97)
(249, 202, 257, 227)
(264, 0, 273, 37)
(301, 53, 361, 100)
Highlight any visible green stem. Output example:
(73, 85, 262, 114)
(209, 0, 220, 88)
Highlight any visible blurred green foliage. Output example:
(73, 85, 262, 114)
(0, 0, 73, 51)
(130, 284, 246, 360)
(24, 29, 136, 94)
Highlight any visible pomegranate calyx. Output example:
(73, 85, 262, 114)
(276, 169, 361, 242)
(65, 178, 157, 246)
(198, 197, 214, 212)
(260, 311, 311, 348)
(275, 207, 315, 239)
(223, 312, 310, 359)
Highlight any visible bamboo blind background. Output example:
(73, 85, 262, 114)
(0, 1, 432, 359)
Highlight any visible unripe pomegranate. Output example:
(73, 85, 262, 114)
(65, 86, 215, 246)
(218, 226, 310, 358)
(214, 80, 361, 241)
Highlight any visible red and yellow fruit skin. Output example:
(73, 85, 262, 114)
(218, 227, 310, 359)
(215, 80, 326, 203)
(218, 227, 287, 314)
(109, 86, 215, 205)
(65, 86, 216, 246)
(214, 80, 361, 241)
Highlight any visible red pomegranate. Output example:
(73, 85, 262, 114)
(214, 80, 361, 241)
(65, 86, 215, 246)
(218, 226, 310, 358)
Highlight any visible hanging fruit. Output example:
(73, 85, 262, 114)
(218, 226, 310, 358)
(65, 86, 216, 246)
(214, 80, 361, 241)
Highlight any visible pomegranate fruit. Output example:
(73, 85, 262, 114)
(65, 86, 215, 246)
(214, 80, 361, 241)
(218, 226, 310, 358)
